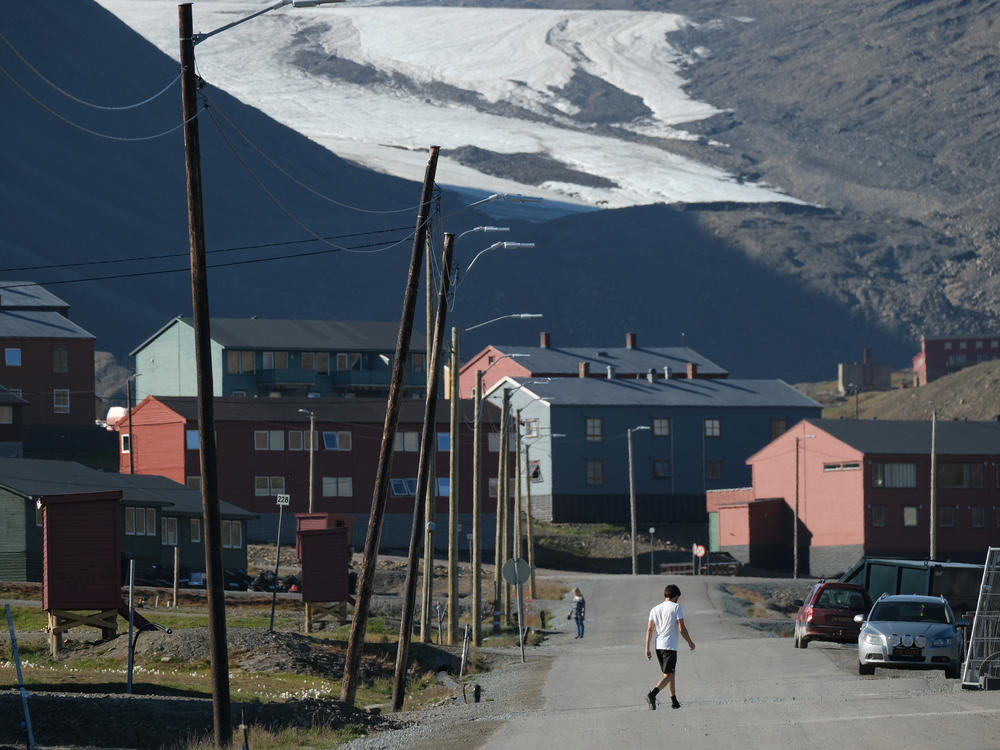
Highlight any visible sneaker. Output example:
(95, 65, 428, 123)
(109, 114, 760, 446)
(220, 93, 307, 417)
(646, 692, 656, 710)
(671, 697, 681, 709)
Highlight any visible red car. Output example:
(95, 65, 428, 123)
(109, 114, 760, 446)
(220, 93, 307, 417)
(793, 580, 872, 648)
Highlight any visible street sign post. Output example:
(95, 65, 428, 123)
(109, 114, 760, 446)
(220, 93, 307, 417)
(270, 494, 290, 631)
(502, 558, 531, 663)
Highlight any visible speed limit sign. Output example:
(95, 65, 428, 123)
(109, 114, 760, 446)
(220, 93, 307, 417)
(694, 544, 706, 558)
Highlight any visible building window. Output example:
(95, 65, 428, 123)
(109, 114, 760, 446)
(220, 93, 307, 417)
(125, 507, 157, 536)
(52, 347, 68, 373)
(653, 459, 672, 478)
(705, 460, 723, 481)
(121, 434, 130, 453)
(316, 352, 330, 374)
(412, 353, 426, 373)
(938, 505, 955, 528)
(222, 520, 242, 549)
(704, 419, 721, 438)
(523, 418, 539, 438)
(437, 432, 450, 452)
(488, 477, 498, 498)
(653, 418, 670, 437)
(226, 350, 255, 374)
(261, 351, 288, 369)
(186, 475, 201, 490)
(944, 342, 952, 350)
(870, 505, 886, 527)
(254, 430, 284, 451)
(289, 430, 316, 451)
(4, 348, 21, 366)
(527, 460, 541, 482)
(585, 418, 603, 443)
(390, 478, 418, 496)
(960, 341, 968, 350)
(769, 419, 788, 440)
(53, 389, 70, 414)
(871, 462, 916, 488)
(186, 430, 200, 450)
(937, 463, 984, 489)
(437, 477, 450, 497)
(394, 431, 419, 452)
(903, 506, 919, 527)
(488, 433, 500, 452)
(824, 462, 861, 471)
(971, 506, 985, 528)
(190, 518, 201, 543)
(324, 431, 352, 450)
(0, 406, 10, 424)
(161, 517, 178, 546)
(585, 459, 603, 485)
(322, 477, 353, 497)
(302, 352, 315, 370)
(231, 390, 247, 397)
(254, 476, 285, 496)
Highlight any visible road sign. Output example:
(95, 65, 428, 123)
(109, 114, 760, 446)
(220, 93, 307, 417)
(275, 494, 290, 507)
(502, 557, 531, 585)
(694, 544, 706, 558)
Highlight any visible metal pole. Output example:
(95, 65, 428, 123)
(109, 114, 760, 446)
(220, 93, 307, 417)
(447, 326, 460, 645)
(495, 389, 510, 626)
(628, 427, 638, 576)
(308, 410, 315, 512)
(514, 409, 523, 560)
(6, 604, 35, 750)
(392, 233, 454, 712)
(930, 408, 937, 560)
(172, 545, 180, 608)
(341, 146, 439, 706)
(650, 528, 655, 575)
(269, 502, 283, 632)
(127, 559, 135, 694)
(794, 436, 800, 579)
(471, 369, 483, 646)
(517, 579, 526, 664)
(179, 6, 231, 744)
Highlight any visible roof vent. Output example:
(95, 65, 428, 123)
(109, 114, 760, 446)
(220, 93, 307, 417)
(664, 366, 672, 380)
(647, 368, 655, 384)
(606, 365, 615, 379)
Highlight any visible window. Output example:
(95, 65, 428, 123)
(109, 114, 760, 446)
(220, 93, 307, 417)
(488, 477, 498, 498)
(4, 348, 21, 366)
(870, 505, 886, 527)
(53, 389, 70, 414)
(704, 419, 721, 438)
(527, 460, 541, 482)
(316, 352, 330, 374)
(653, 418, 670, 437)
(120, 434, 130, 453)
(653, 459, 672, 478)
(323, 431, 352, 450)
(437, 432, 450, 452)
(937, 463, 984, 489)
(586, 459, 603, 485)
(336, 353, 348, 371)
(0, 406, 10, 424)
(226, 350, 255, 374)
(322, 477, 353, 497)
(488, 433, 500, 453)
(302, 352, 315, 370)
(390, 478, 418, 496)
(186, 475, 201, 490)
(769, 419, 788, 440)
(289, 430, 303, 451)
(254, 476, 285, 496)
(585, 418, 603, 443)
(262, 351, 287, 369)
(960, 341, 968, 350)
(254, 430, 284, 451)
(944, 342, 952, 350)
(190, 518, 201, 543)
(186, 430, 200, 450)
(971, 506, 985, 528)
(231, 390, 247, 397)
(412, 353, 426, 373)
(437, 477, 450, 497)
(824, 462, 861, 472)
(871, 462, 916, 488)
(161, 517, 178, 546)
(125, 507, 157, 536)
(938, 505, 955, 528)
(524, 419, 539, 438)
(903, 506, 919, 527)
(52, 347, 68, 373)
(394, 431, 419, 452)
(222, 520, 242, 549)
(705, 460, 723, 481)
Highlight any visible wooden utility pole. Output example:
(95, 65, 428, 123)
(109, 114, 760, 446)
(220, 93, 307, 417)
(930, 408, 937, 560)
(341, 145, 439, 706)
(420, 215, 439, 643)
(179, 5, 231, 745)
(471, 369, 484, 645)
(126, 376, 134, 475)
(524, 440, 536, 598)
(447, 325, 460, 645)
(493, 388, 510, 623)
(500, 389, 512, 625)
(514, 409, 523, 560)
(392, 233, 453, 711)
(628, 427, 639, 576)
(794, 436, 800, 579)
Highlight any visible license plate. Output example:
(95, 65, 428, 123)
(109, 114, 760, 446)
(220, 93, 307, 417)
(833, 616, 853, 624)
(892, 646, 922, 658)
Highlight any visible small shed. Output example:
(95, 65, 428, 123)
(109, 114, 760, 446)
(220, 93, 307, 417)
(295, 513, 354, 560)
(40, 491, 122, 611)
(298, 527, 351, 603)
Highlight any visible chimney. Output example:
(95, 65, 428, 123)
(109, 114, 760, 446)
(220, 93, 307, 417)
(664, 366, 672, 380)
(579, 361, 590, 378)
(606, 365, 615, 379)
(686, 362, 698, 379)
(540, 331, 551, 349)
(626, 332, 637, 349)
(647, 368, 655, 384)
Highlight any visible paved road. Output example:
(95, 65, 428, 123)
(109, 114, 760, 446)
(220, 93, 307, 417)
(482, 573, 1000, 750)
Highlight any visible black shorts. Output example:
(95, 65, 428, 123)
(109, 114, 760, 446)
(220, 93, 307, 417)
(656, 649, 678, 675)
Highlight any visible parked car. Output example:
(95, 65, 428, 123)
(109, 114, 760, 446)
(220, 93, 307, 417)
(855, 594, 966, 678)
(793, 580, 872, 648)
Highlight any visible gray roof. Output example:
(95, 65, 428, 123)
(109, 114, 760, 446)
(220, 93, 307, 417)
(198, 317, 424, 351)
(0, 310, 95, 339)
(485, 345, 727, 377)
(0, 282, 70, 310)
(0, 457, 253, 518)
(811, 418, 1000, 455)
(489, 376, 820, 409)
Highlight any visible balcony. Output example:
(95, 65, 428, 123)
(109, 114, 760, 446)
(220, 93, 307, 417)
(256, 368, 317, 389)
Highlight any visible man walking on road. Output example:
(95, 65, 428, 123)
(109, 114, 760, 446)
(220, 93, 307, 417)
(644, 584, 695, 710)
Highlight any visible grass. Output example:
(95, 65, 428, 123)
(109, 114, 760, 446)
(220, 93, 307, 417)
(178, 723, 370, 750)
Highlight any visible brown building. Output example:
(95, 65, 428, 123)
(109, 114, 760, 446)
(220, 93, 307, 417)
(912, 334, 1000, 386)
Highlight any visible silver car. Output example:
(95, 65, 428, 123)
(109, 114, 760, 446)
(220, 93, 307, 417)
(855, 594, 964, 678)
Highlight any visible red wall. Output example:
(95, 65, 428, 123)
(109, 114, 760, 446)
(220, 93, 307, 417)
(0, 337, 95, 426)
(458, 346, 532, 398)
(298, 527, 351, 602)
(118, 399, 187, 483)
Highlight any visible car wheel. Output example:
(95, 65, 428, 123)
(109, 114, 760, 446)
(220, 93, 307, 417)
(945, 664, 960, 679)
(858, 661, 875, 676)
(793, 624, 801, 648)
(799, 633, 809, 649)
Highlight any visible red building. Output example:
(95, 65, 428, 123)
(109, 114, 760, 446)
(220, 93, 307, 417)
(458, 331, 728, 398)
(707, 418, 1000, 576)
(912, 334, 1000, 386)
(118, 396, 501, 549)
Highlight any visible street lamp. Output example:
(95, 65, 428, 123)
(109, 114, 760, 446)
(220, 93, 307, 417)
(178, 2, 340, 743)
(793, 433, 815, 579)
(628, 425, 651, 576)
(466, 313, 543, 332)
(297, 408, 316, 512)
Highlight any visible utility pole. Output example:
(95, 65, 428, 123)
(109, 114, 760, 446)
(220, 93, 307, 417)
(514, 408, 523, 561)
(628, 427, 639, 576)
(471, 369, 484, 645)
(420, 209, 440, 644)
(447, 326, 460, 645)
(524, 440, 536, 598)
(307, 410, 316, 512)
(794, 436, 800, 579)
(392, 233, 453, 711)
(342, 145, 439, 707)
(126, 375, 135, 475)
(930, 408, 937, 560)
(501, 393, 511, 625)
(178, 5, 230, 745)
(494, 388, 510, 624)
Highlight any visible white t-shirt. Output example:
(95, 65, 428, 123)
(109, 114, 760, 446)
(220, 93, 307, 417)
(648, 600, 684, 650)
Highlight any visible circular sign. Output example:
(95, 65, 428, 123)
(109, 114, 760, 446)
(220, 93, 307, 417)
(694, 544, 706, 558)
(502, 557, 531, 585)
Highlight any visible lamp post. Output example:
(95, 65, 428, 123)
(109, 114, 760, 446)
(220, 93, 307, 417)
(465, 313, 543, 332)
(628, 426, 651, 576)
(793, 433, 815, 579)
(298, 408, 316, 512)
(177, 2, 340, 742)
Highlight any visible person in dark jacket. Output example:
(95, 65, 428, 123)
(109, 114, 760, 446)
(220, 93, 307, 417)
(569, 587, 586, 638)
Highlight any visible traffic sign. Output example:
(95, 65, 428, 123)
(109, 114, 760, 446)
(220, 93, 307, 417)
(502, 557, 531, 585)
(275, 494, 290, 507)
(694, 544, 706, 558)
